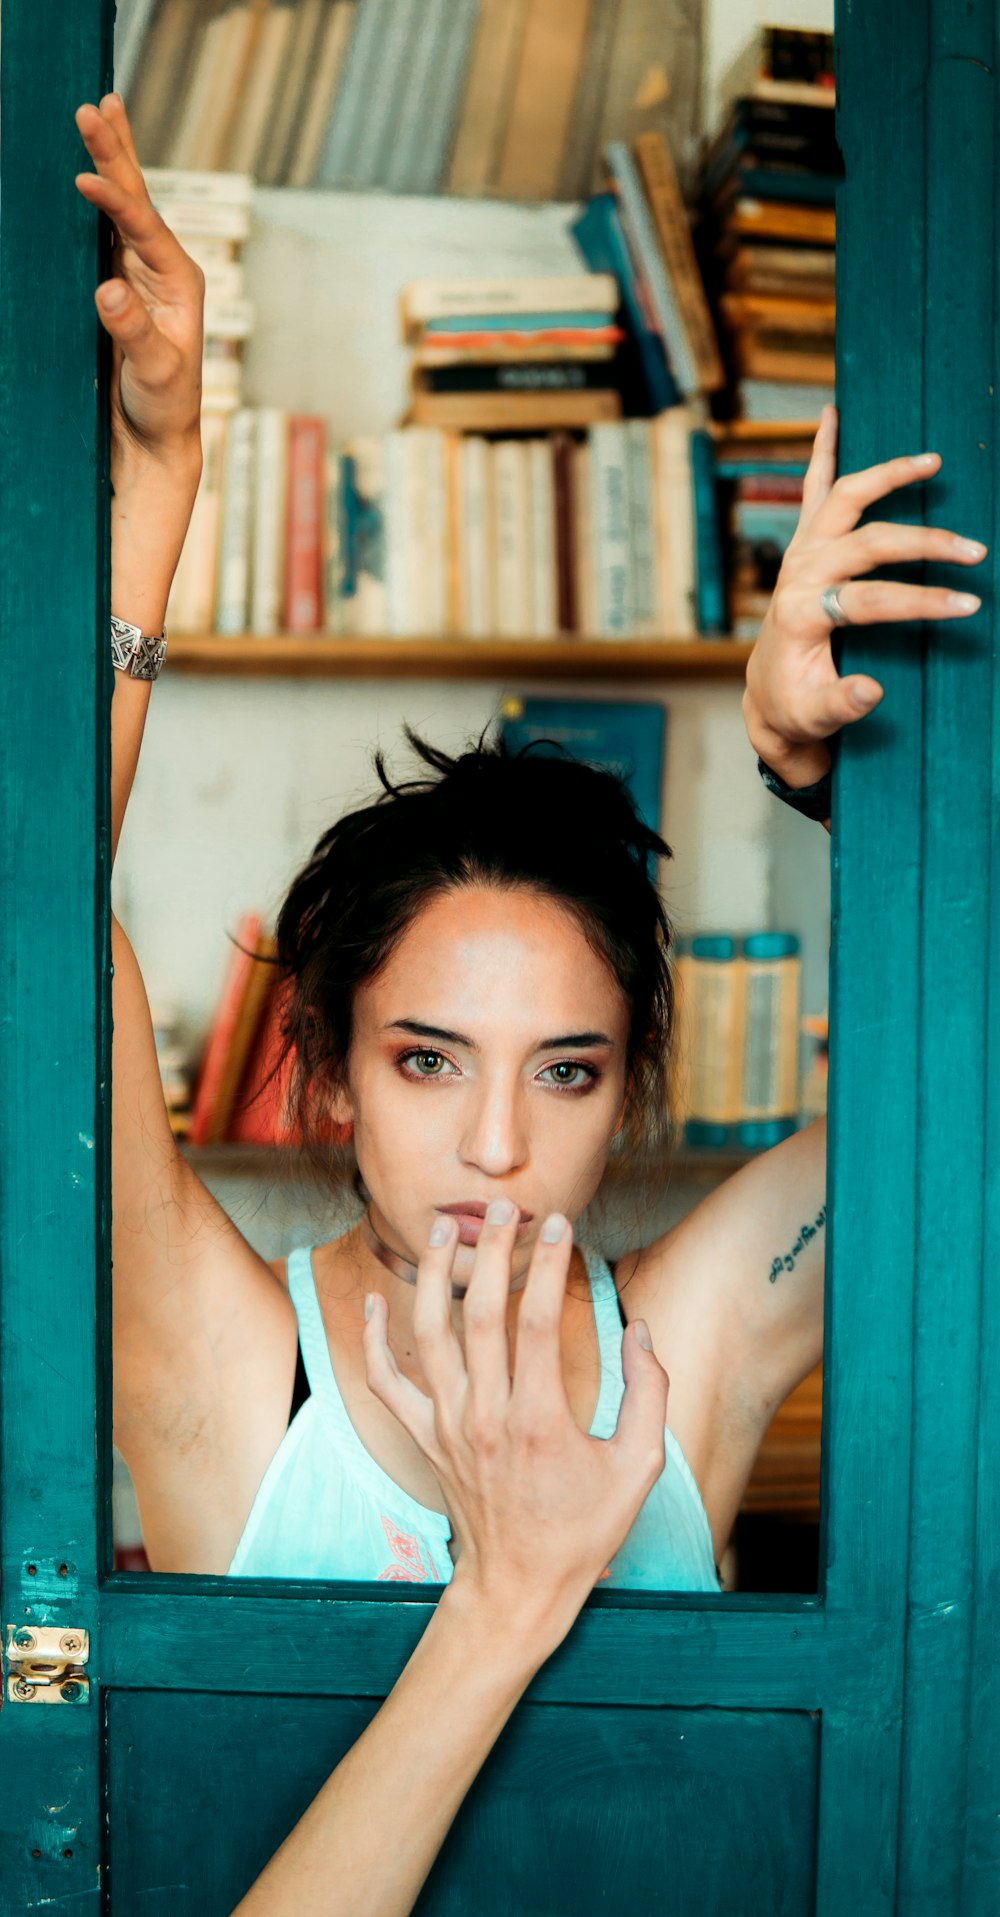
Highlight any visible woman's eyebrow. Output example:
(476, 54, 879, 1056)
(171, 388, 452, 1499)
(388, 1018, 474, 1045)
(386, 1020, 615, 1051)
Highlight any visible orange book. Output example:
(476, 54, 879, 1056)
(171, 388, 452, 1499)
(188, 913, 267, 1147)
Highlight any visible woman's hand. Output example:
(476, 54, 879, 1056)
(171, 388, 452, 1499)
(743, 403, 988, 787)
(363, 1204, 669, 1653)
(74, 93, 205, 483)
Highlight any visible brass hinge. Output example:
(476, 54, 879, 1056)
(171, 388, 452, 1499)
(4, 1624, 90, 1704)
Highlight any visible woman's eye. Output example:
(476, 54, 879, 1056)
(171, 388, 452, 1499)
(404, 1050, 448, 1077)
(541, 1061, 595, 1089)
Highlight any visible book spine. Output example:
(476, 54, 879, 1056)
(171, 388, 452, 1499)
(346, 436, 387, 634)
(684, 946, 747, 1141)
(286, 0, 358, 189)
(551, 433, 578, 633)
(569, 192, 679, 414)
(588, 422, 632, 637)
(690, 428, 728, 637)
(214, 406, 256, 635)
(314, 0, 385, 187)
(249, 407, 288, 636)
(739, 946, 802, 1127)
(384, 430, 412, 636)
(187, 912, 263, 1146)
(458, 436, 494, 638)
(411, 0, 482, 195)
(492, 441, 532, 638)
(572, 440, 596, 634)
(420, 429, 448, 636)
(446, 0, 530, 197)
(633, 130, 726, 394)
(347, 0, 417, 188)
(527, 439, 559, 638)
(383, 0, 451, 192)
(494, 0, 593, 203)
(652, 407, 697, 639)
(283, 415, 325, 632)
(256, 0, 327, 186)
(166, 408, 228, 635)
(605, 141, 700, 398)
(321, 426, 345, 634)
(625, 419, 658, 637)
(557, 0, 617, 201)
(403, 275, 618, 327)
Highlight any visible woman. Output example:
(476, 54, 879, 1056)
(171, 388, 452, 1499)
(76, 90, 985, 1914)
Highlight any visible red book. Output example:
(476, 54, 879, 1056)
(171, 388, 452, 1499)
(229, 977, 300, 1146)
(283, 415, 325, 632)
(187, 913, 264, 1147)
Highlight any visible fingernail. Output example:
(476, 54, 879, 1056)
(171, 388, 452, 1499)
(540, 1213, 566, 1244)
(634, 1319, 653, 1351)
(915, 453, 939, 467)
(364, 1293, 375, 1321)
(956, 539, 987, 559)
(851, 684, 880, 710)
(100, 283, 128, 312)
(949, 592, 981, 612)
(428, 1215, 452, 1247)
(486, 1197, 515, 1226)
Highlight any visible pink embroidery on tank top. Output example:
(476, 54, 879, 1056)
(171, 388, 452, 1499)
(376, 1512, 443, 1582)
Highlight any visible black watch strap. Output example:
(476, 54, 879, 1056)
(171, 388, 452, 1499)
(757, 755, 832, 822)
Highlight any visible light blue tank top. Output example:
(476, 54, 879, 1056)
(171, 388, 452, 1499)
(227, 1242, 722, 1592)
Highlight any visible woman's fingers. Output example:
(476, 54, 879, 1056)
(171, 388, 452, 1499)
(610, 1321, 669, 1492)
(75, 98, 149, 199)
(411, 1217, 467, 1404)
(822, 578, 981, 628)
(75, 171, 187, 284)
(461, 1201, 520, 1421)
(363, 1293, 437, 1452)
(809, 449, 943, 541)
(508, 1215, 574, 1416)
(799, 516, 987, 582)
(797, 402, 839, 529)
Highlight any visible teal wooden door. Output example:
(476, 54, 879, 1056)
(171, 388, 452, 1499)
(1, 1, 997, 1910)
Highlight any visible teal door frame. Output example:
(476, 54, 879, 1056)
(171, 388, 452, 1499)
(0, 1, 996, 1910)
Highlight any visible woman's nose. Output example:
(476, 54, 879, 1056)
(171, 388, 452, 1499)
(458, 1083, 529, 1176)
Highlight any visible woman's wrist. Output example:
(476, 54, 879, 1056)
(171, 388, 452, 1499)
(742, 688, 833, 790)
(111, 450, 202, 636)
(439, 1565, 583, 1682)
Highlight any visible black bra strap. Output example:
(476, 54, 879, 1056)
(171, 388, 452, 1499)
(288, 1338, 311, 1426)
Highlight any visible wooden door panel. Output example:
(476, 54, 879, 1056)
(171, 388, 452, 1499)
(106, 1692, 819, 1916)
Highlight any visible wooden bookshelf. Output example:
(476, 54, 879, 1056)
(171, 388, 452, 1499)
(166, 636, 755, 681)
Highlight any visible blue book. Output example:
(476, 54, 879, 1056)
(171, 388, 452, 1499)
(410, 0, 482, 194)
(423, 311, 616, 333)
(571, 192, 679, 415)
(690, 430, 728, 637)
(604, 141, 700, 399)
(499, 696, 666, 842)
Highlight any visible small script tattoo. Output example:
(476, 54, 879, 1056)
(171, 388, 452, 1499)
(769, 1207, 827, 1284)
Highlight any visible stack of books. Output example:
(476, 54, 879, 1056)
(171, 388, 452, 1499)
(694, 24, 841, 427)
(164, 407, 729, 641)
(402, 276, 625, 434)
(143, 166, 256, 413)
(118, 0, 703, 204)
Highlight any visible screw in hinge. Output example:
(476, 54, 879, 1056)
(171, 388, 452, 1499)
(61, 1682, 81, 1702)
(13, 1629, 35, 1650)
(12, 1678, 36, 1700)
(59, 1633, 83, 1655)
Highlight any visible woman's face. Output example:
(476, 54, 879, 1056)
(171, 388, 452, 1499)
(341, 883, 631, 1288)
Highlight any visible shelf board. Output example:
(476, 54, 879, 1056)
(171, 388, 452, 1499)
(166, 636, 755, 680)
(180, 1142, 757, 1183)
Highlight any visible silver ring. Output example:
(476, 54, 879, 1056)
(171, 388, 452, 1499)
(820, 582, 852, 626)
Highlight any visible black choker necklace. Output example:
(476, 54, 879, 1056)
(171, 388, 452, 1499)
(361, 1209, 465, 1298)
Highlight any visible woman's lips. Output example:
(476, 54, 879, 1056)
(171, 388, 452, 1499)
(435, 1201, 534, 1248)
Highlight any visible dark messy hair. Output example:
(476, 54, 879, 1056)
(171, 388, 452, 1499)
(263, 728, 677, 1170)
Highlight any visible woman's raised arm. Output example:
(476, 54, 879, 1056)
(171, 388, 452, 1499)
(75, 93, 204, 864)
(231, 1207, 669, 1917)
